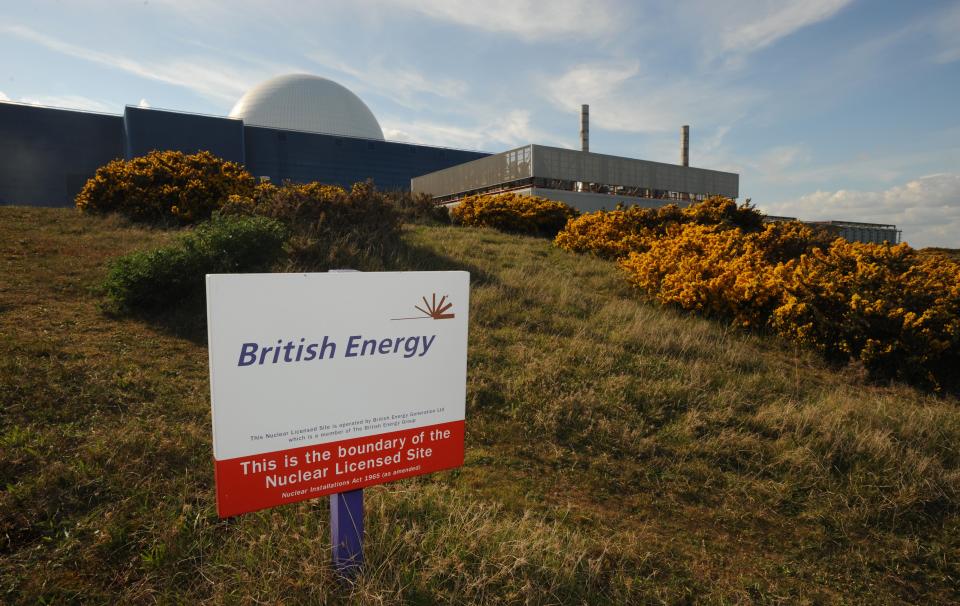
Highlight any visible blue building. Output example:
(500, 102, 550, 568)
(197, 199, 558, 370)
(0, 74, 488, 207)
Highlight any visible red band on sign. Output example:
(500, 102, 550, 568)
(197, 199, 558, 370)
(214, 420, 464, 517)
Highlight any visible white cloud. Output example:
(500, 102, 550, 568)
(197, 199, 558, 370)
(377, 0, 620, 40)
(382, 109, 564, 150)
(120, 0, 619, 40)
(753, 145, 809, 175)
(0, 88, 113, 112)
(0, 23, 296, 105)
(17, 95, 115, 113)
(667, 0, 855, 68)
(383, 121, 485, 149)
(307, 51, 468, 108)
(700, 125, 731, 155)
(762, 173, 960, 248)
(932, 2, 960, 64)
(741, 142, 960, 193)
(717, 0, 854, 57)
(544, 61, 761, 134)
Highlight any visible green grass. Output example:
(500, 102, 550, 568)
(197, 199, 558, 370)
(2, 206, 959, 604)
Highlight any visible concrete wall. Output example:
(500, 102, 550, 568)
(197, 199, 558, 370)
(244, 126, 488, 191)
(531, 145, 739, 198)
(413, 144, 739, 199)
(0, 103, 123, 207)
(411, 145, 533, 197)
(123, 106, 245, 163)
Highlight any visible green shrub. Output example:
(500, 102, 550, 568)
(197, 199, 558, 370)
(221, 180, 401, 269)
(384, 191, 451, 225)
(450, 193, 579, 237)
(102, 214, 287, 313)
(76, 150, 255, 224)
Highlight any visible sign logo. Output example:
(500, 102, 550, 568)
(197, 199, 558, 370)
(392, 293, 455, 320)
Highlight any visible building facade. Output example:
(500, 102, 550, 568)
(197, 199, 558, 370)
(764, 216, 901, 245)
(808, 220, 901, 244)
(411, 144, 740, 212)
(0, 102, 488, 207)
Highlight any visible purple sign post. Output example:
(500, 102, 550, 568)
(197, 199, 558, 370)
(330, 488, 364, 575)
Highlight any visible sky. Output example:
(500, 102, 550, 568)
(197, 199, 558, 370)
(1, 0, 958, 247)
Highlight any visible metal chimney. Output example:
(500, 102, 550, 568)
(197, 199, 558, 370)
(580, 104, 589, 152)
(681, 125, 689, 167)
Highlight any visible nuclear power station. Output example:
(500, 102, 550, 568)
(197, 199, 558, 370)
(0, 73, 898, 243)
(0, 74, 486, 207)
(0, 74, 736, 210)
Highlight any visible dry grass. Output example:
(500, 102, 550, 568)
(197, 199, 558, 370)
(1, 207, 958, 604)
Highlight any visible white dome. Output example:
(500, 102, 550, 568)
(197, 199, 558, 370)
(229, 74, 384, 140)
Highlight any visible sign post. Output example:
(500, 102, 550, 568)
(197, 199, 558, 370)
(205, 271, 469, 573)
(327, 269, 363, 576)
(330, 488, 364, 574)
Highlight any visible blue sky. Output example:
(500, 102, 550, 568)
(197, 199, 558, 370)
(2, 0, 958, 247)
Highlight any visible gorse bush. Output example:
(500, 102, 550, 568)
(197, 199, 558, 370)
(752, 218, 837, 264)
(554, 204, 677, 259)
(555, 196, 769, 259)
(772, 241, 960, 390)
(619, 223, 785, 329)
(221, 180, 401, 269)
(683, 195, 766, 231)
(80, 147, 408, 309)
(102, 214, 286, 313)
(557, 196, 960, 391)
(618, 220, 837, 329)
(450, 193, 579, 237)
(76, 150, 255, 224)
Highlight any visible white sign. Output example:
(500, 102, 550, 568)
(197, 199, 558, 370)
(206, 271, 469, 516)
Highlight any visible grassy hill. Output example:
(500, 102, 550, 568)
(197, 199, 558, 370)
(2, 206, 958, 604)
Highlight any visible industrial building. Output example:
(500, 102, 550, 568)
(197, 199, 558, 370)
(765, 216, 901, 245)
(411, 143, 739, 212)
(0, 74, 487, 207)
(812, 220, 901, 245)
(0, 73, 899, 244)
(412, 106, 739, 212)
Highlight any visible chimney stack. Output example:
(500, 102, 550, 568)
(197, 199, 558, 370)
(681, 125, 689, 167)
(580, 104, 589, 153)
